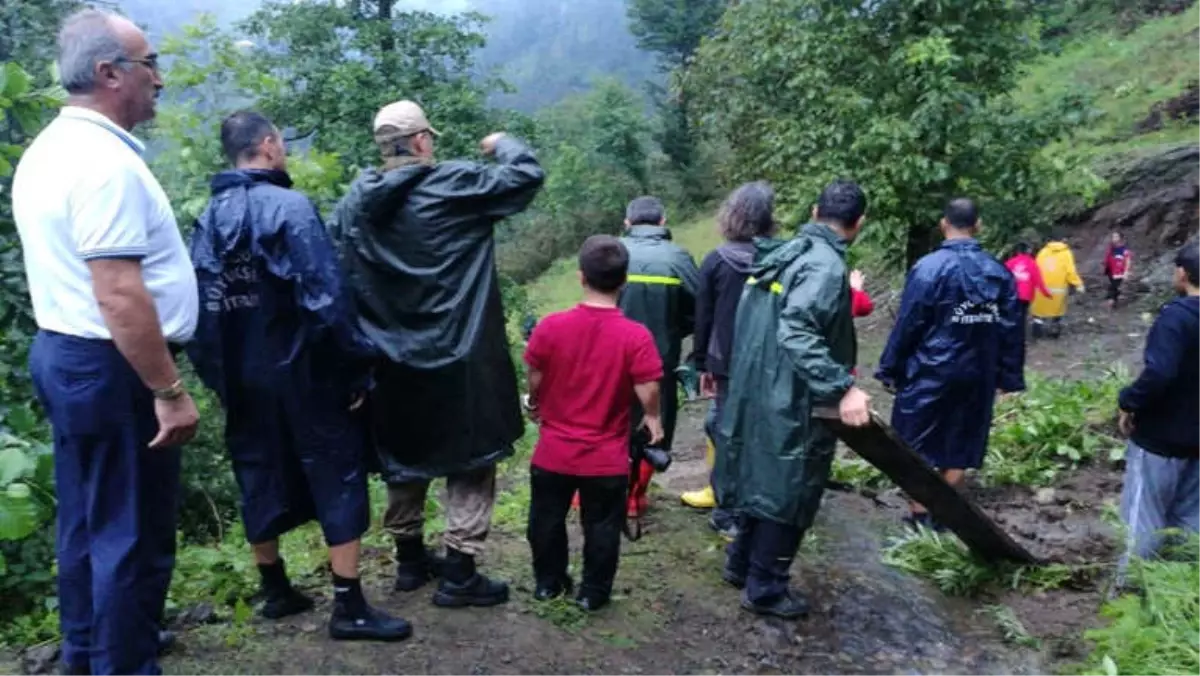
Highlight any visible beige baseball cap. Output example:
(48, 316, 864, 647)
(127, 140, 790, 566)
(372, 100, 441, 137)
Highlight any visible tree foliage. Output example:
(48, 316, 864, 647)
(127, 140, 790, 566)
(691, 0, 1102, 267)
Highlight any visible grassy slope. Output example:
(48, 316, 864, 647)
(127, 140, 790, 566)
(1018, 5, 1200, 168)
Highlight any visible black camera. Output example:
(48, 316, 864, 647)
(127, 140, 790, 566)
(632, 427, 672, 473)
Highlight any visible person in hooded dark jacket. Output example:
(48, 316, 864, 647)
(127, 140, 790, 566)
(187, 112, 410, 641)
(617, 196, 701, 520)
(331, 100, 545, 608)
(681, 182, 777, 538)
(875, 199, 1025, 530)
(1116, 239, 1199, 572)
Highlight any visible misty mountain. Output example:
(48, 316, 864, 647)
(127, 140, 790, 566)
(113, 0, 658, 111)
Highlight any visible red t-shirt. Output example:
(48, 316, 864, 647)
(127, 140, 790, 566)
(524, 304, 664, 477)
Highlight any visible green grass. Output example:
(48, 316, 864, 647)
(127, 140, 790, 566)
(1017, 4, 1200, 166)
(526, 216, 720, 315)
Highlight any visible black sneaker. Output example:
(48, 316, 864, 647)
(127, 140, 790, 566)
(260, 585, 315, 619)
(575, 592, 609, 612)
(533, 576, 574, 601)
(741, 590, 810, 620)
(328, 603, 412, 642)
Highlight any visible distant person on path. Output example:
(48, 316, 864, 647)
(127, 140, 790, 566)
(332, 100, 545, 608)
(1004, 241, 1051, 368)
(684, 181, 777, 540)
(1103, 231, 1133, 310)
(522, 236, 665, 611)
(617, 196, 700, 520)
(717, 180, 873, 620)
(1030, 233, 1085, 339)
(187, 112, 411, 641)
(876, 199, 1025, 531)
(1116, 240, 1199, 569)
(12, 9, 199, 674)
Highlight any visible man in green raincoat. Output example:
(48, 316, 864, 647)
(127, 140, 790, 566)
(716, 180, 873, 619)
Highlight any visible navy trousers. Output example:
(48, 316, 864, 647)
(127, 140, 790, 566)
(30, 331, 181, 675)
(725, 514, 804, 604)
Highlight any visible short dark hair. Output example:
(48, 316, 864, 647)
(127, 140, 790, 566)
(718, 181, 776, 242)
(579, 235, 629, 292)
(944, 198, 979, 230)
(815, 180, 866, 226)
(626, 196, 665, 226)
(220, 111, 277, 165)
(1175, 238, 1199, 286)
(1013, 241, 1031, 255)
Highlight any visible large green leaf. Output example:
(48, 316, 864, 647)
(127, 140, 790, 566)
(0, 445, 35, 486)
(3, 62, 32, 99)
(0, 489, 40, 540)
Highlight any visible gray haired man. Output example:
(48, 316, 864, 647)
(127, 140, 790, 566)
(13, 9, 198, 675)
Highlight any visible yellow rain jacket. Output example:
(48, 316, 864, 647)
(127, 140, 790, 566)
(1030, 241, 1084, 318)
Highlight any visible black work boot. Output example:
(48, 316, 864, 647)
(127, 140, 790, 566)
(257, 558, 315, 619)
(328, 574, 413, 642)
(741, 589, 810, 620)
(431, 548, 510, 607)
(394, 537, 446, 592)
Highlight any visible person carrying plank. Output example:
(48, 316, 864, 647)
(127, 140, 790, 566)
(716, 180, 873, 620)
(875, 199, 1025, 531)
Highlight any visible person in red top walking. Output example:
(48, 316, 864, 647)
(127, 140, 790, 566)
(850, 270, 874, 318)
(1005, 241, 1051, 369)
(522, 235, 665, 612)
(1104, 231, 1133, 310)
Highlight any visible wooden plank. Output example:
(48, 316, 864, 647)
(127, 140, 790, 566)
(814, 408, 1041, 565)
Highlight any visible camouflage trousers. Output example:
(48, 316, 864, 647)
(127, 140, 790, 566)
(383, 466, 496, 556)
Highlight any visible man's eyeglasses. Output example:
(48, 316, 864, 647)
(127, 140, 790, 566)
(115, 54, 159, 72)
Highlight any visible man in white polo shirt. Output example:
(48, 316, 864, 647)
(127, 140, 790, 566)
(12, 9, 198, 675)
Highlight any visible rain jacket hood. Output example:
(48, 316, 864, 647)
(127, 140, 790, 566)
(876, 237, 1025, 469)
(715, 223, 856, 528)
(715, 241, 755, 273)
(331, 137, 545, 481)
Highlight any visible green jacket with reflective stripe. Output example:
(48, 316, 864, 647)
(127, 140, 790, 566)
(618, 225, 700, 371)
(715, 223, 857, 528)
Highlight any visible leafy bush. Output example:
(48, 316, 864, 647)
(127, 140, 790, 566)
(983, 367, 1125, 487)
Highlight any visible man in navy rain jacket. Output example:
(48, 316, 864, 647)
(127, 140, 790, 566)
(875, 199, 1025, 529)
(1116, 239, 1199, 574)
(188, 112, 410, 641)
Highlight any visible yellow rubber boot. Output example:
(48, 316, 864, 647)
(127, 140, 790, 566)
(680, 439, 718, 509)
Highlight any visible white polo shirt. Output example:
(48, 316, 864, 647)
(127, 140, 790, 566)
(12, 107, 198, 343)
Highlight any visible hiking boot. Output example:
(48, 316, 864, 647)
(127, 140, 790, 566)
(741, 590, 810, 620)
(722, 566, 747, 589)
(431, 548, 510, 607)
(533, 576, 574, 601)
(260, 585, 315, 620)
(394, 537, 446, 592)
(328, 602, 412, 642)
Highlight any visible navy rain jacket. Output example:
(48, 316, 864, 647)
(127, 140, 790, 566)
(188, 169, 377, 403)
(875, 238, 1025, 469)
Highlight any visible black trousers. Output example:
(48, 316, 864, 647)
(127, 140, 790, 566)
(527, 467, 627, 599)
(725, 514, 804, 604)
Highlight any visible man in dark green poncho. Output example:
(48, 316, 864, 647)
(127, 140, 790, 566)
(715, 180, 873, 619)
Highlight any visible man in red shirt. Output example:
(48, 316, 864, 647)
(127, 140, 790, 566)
(523, 235, 665, 612)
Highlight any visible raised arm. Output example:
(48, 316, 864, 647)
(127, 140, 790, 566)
(452, 135, 546, 220)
